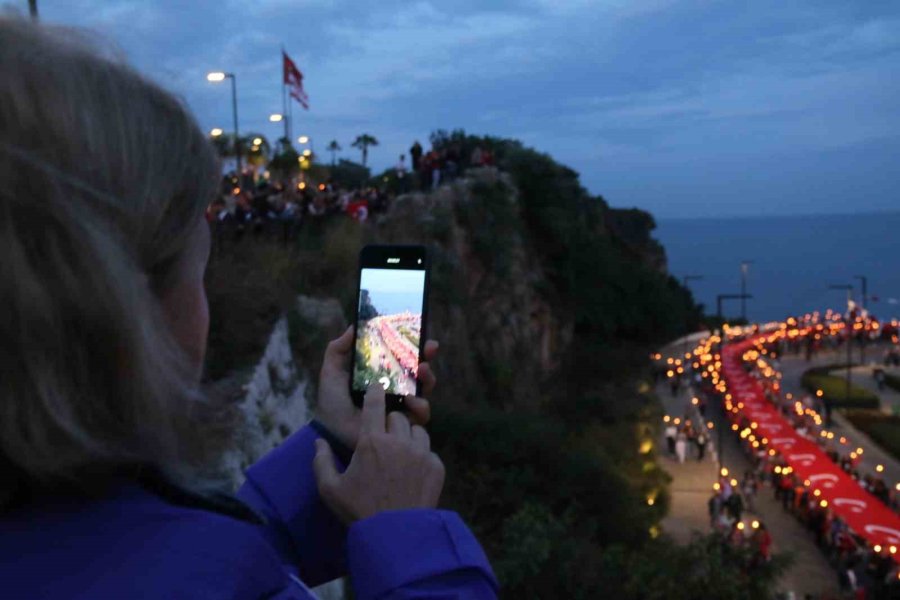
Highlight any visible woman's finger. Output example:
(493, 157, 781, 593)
(387, 411, 412, 438)
(360, 384, 387, 434)
(417, 362, 436, 397)
(411, 425, 430, 451)
(404, 395, 431, 427)
(322, 326, 354, 372)
(423, 340, 439, 362)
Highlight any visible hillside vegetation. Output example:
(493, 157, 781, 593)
(204, 133, 783, 598)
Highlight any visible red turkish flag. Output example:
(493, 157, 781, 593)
(283, 51, 309, 109)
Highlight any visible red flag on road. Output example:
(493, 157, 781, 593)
(283, 51, 309, 109)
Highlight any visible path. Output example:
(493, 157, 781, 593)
(655, 338, 840, 598)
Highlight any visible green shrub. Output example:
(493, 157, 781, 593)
(800, 366, 880, 409)
(843, 410, 900, 461)
(884, 372, 900, 395)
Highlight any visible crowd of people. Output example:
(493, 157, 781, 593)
(204, 138, 501, 250)
(205, 178, 393, 249)
(404, 139, 495, 191)
(696, 332, 900, 599)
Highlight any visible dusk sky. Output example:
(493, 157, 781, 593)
(29, 0, 900, 218)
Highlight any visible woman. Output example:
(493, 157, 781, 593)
(0, 18, 497, 599)
(675, 427, 688, 464)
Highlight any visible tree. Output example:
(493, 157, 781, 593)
(210, 133, 237, 159)
(351, 134, 378, 167)
(326, 140, 342, 167)
(243, 133, 271, 168)
(268, 136, 300, 181)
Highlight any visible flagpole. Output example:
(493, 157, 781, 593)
(281, 46, 289, 143)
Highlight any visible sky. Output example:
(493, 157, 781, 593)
(360, 269, 425, 315)
(24, 0, 900, 218)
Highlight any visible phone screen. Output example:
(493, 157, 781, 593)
(352, 259, 427, 399)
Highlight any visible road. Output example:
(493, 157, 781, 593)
(777, 346, 900, 487)
(656, 338, 841, 598)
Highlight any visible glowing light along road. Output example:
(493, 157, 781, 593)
(719, 331, 900, 561)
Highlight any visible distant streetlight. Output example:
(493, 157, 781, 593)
(253, 137, 263, 146)
(298, 135, 309, 144)
(207, 71, 241, 175)
(740, 260, 754, 321)
(210, 128, 223, 137)
(269, 113, 283, 122)
(855, 275, 868, 364)
(681, 275, 703, 355)
(302, 149, 312, 157)
(828, 283, 854, 417)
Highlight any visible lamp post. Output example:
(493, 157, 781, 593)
(828, 283, 854, 419)
(855, 275, 868, 365)
(740, 260, 753, 322)
(207, 72, 241, 177)
(717, 294, 753, 323)
(270, 113, 289, 141)
(682, 275, 703, 357)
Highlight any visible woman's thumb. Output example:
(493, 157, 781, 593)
(312, 438, 340, 494)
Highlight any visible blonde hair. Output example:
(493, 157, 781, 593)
(0, 17, 231, 507)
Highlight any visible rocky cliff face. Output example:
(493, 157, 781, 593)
(208, 298, 346, 600)
(372, 169, 573, 411)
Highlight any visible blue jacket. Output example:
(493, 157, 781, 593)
(0, 424, 498, 598)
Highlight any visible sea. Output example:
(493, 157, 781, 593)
(654, 211, 900, 324)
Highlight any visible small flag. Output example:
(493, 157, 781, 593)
(283, 51, 309, 109)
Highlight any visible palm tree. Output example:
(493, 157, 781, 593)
(351, 134, 378, 167)
(326, 140, 341, 167)
(243, 133, 271, 168)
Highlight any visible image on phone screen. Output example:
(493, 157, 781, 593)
(352, 267, 425, 397)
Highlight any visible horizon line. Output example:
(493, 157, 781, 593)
(648, 207, 900, 222)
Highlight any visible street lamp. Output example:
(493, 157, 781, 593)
(269, 113, 283, 122)
(716, 294, 752, 322)
(740, 260, 754, 321)
(210, 128, 223, 137)
(855, 275, 868, 364)
(207, 71, 241, 175)
(252, 137, 263, 146)
(298, 135, 309, 144)
(828, 283, 854, 418)
(682, 275, 703, 356)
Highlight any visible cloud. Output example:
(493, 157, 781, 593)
(28, 0, 900, 217)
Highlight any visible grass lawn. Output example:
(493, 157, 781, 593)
(801, 365, 880, 410)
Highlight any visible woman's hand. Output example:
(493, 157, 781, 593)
(313, 385, 445, 524)
(314, 325, 438, 448)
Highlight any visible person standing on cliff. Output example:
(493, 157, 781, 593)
(409, 140, 423, 186)
(0, 18, 498, 599)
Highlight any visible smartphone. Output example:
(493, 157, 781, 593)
(350, 245, 430, 411)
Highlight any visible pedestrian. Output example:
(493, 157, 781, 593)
(470, 145, 483, 167)
(741, 471, 758, 513)
(727, 491, 744, 522)
(0, 19, 497, 599)
(675, 428, 688, 464)
(695, 430, 708, 461)
(753, 522, 772, 565)
(665, 422, 677, 456)
(708, 492, 722, 527)
(395, 154, 408, 193)
(431, 150, 442, 190)
(409, 140, 422, 172)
